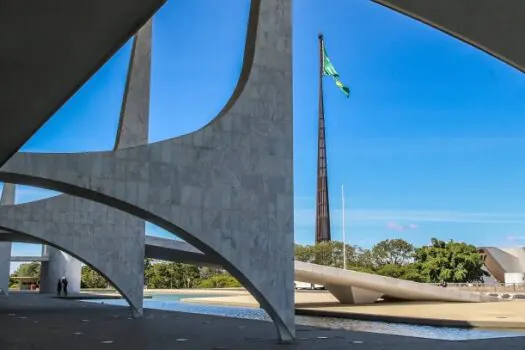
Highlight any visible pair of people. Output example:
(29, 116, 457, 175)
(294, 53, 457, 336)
(57, 277, 69, 297)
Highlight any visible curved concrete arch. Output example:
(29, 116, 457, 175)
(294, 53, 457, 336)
(0, 0, 295, 341)
(372, 0, 525, 73)
(0, 19, 152, 313)
(1, 228, 141, 314)
(0, 195, 145, 316)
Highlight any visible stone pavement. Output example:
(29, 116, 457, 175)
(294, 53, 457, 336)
(1, 293, 525, 349)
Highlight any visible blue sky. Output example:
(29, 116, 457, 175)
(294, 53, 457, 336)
(7, 0, 525, 268)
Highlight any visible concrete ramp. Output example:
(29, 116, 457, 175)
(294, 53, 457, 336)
(295, 261, 496, 303)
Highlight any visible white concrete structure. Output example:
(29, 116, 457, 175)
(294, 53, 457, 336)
(39, 246, 82, 295)
(480, 247, 525, 283)
(0, 0, 295, 341)
(0, 21, 152, 316)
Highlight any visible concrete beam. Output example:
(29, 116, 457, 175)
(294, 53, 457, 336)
(11, 256, 49, 262)
(373, 0, 525, 72)
(0, 0, 165, 166)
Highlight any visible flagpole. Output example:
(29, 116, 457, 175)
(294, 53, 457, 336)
(315, 33, 332, 245)
(342, 184, 346, 270)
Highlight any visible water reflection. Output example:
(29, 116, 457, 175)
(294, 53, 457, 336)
(83, 294, 525, 341)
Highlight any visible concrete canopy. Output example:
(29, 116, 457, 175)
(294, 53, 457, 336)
(0, 0, 165, 166)
(372, 0, 525, 73)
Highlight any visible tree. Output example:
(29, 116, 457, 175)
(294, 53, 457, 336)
(376, 263, 424, 282)
(197, 274, 241, 288)
(371, 239, 414, 266)
(295, 242, 356, 268)
(81, 265, 109, 289)
(11, 262, 40, 278)
(413, 238, 486, 283)
(294, 244, 314, 263)
(144, 261, 202, 289)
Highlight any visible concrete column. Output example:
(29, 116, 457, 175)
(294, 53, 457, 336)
(40, 246, 81, 295)
(0, 183, 15, 295)
(0, 242, 11, 295)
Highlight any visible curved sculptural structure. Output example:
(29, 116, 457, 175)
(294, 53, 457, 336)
(0, 20, 153, 317)
(0, 0, 295, 341)
(0, 195, 145, 316)
(373, 0, 525, 72)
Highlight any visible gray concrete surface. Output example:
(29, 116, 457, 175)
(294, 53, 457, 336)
(0, 0, 295, 341)
(1, 293, 524, 350)
(0, 0, 164, 166)
(0, 195, 145, 316)
(145, 236, 220, 266)
(373, 0, 525, 73)
(0, 22, 153, 317)
(295, 261, 497, 303)
(479, 247, 523, 282)
(0, 183, 15, 295)
(40, 246, 82, 295)
(10, 255, 49, 262)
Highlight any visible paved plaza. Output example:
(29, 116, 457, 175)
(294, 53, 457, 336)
(1, 293, 525, 349)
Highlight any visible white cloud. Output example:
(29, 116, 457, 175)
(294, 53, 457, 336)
(506, 235, 525, 241)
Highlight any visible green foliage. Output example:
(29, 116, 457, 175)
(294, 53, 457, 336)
(295, 241, 356, 268)
(144, 261, 200, 289)
(413, 238, 486, 283)
(197, 274, 241, 288)
(11, 262, 40, 278)
(81, 265, 109, 289)
(371, 239, 414, 266)
(294, 237, 486, 284)
(376, 264, 425, 282)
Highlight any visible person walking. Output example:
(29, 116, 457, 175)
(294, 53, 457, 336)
(62, 276, 69, 297)
(62, 277, 69, 296)
(57, 279, 62, 297)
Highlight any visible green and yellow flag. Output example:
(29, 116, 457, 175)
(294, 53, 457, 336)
(322, 45, 350, 97)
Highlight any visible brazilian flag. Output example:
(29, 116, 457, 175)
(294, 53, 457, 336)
(322, 46, 350, 97)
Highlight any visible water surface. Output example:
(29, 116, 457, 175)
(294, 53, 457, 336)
(83, 293, 525, 341)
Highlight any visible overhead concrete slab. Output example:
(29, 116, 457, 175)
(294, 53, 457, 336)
(0, 0, 165, 166)
(372, 0, 525, 72)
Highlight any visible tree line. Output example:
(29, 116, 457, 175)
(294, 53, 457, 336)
(10, 238, 486, 289)
(295, 238, 487, 283)
(10, 259, 241, 289)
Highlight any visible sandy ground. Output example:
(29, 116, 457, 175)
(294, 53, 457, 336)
(182, 290, 525, 328)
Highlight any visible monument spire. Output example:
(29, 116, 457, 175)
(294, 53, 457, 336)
(315, 34, 331, 243)
(114, 19, 152, 149)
